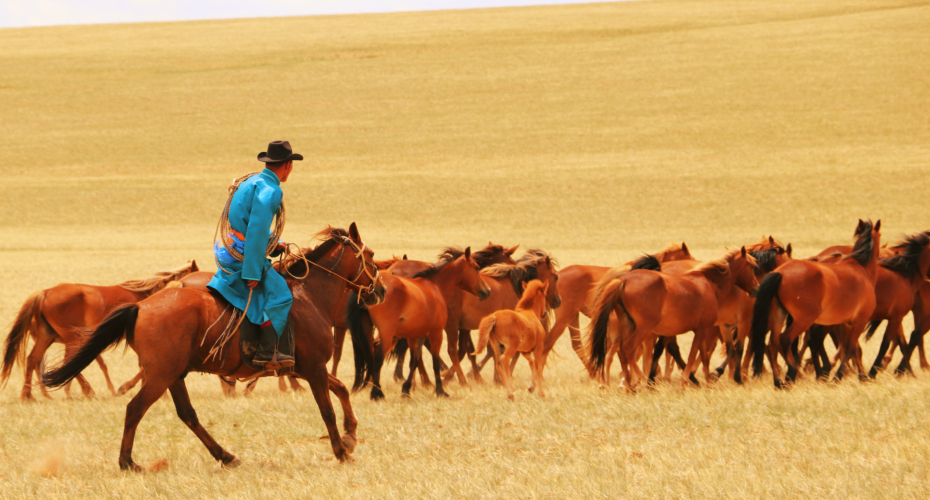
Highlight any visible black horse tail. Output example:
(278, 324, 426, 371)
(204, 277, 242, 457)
(42, 304, 138, 389)
(387, 338, 407, 362)
(864, 320, 883, 342)
(1, 290, 45, 387)
(587, 279, 628, 378)
(346, 292, 374, 393)
(751, 272, 782, 376)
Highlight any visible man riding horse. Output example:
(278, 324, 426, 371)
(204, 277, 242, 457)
(208, 140, 301, 369)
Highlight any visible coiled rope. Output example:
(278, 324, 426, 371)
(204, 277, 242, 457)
(214, 172, 286, 274)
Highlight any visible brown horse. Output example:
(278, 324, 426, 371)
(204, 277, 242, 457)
(751, 220, 881, 387)
(452, 250, 562, 382)
(1, 261, 199, 401)
(588, 247, 758, 391)
(543, 244, 693, 369)
(43, 225, 385, 470)
(358, 243, 518, 385)
(348, 247, 491, 399)
(475, 280, 550, 400)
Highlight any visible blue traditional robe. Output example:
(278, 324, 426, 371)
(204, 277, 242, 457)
(208, 168, 292, 337)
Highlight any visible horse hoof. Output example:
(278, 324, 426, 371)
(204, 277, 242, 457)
(507, 394, 515, 401)
(707, 372, 719, 383)
(370, 388, 385, 401)
(222, 456, 241, 468)
(527, 386, 535, 393)
(342, 434, 357, 453)
(119, 461, 145, 473)
(401, 392, 412, 399)
(436, 391, 450, 398)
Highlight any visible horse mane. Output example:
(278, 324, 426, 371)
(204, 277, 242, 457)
(652, 242, 690, 261)
(374, 255, 405, 270)
(749, 249, 779, 274)
(118, 262, 197, 293)
(630, 254, 662, 271)
(481, 262, 532, 295)
(275, 226, 351, 277)
(438, 245, 505, 269)
(411, 257, 453, 279)
(516, 279, 547, 311)
(880, 231, 930, 279)
(519, 249, 559, 270)
(745, 236, 784, 252)
(844, 220, 876, 266)
(690, 248, 757, 274)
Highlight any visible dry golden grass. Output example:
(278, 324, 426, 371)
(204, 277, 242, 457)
(1, 0, 930, 497)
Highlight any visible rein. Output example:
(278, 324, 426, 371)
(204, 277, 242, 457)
(278, 237, 382, 297)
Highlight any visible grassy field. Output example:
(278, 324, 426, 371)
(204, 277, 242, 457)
(1, 0, 930, 497)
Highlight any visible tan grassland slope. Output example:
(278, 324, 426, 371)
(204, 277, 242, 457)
(1, 0, 929, 498)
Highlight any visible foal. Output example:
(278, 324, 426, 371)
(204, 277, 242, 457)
(475, 280, 550, 400)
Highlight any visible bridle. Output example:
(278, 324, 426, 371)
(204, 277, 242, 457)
(279, 236, 383, 299)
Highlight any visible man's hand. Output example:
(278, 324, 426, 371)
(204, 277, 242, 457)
(275, 241, 288, 254)
(246, 279, 260, 289)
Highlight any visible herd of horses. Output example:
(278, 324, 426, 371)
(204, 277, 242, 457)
(2, 219, 929, 470)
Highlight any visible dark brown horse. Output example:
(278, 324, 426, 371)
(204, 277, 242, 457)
(348, 248, 491, 399)
(43, 225, 385, 470)
(751, 220, 881, 387)
(1, 261, 199, 401)
(588, 248, 758, 391)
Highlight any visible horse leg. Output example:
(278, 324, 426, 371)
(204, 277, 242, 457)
(119, 374, 175, 471)
(807, 325, 830, 380)
(278, 376, 288, 392)
(392, 338, 408, 382)
(21, 330, 55, 402)
(219, 376, 237, 397)
(243, 378, 259, 397)
(463, 329, 485, 383)
(328, 374, 358, 453)
(444, 327, 469, 387)
(303, 364, 350, 462)
(648, 337, 667, 384)
(499, 343, 519, 400)
(680, 331, 705, 388)
(416, 340, 434, 388)
(330, 327, 347, 377)
(778, 317, 814, 387)
(428, 331, 450, 398)
(33, 366, 52, 400)
(870, 319, 899, 378)
(401, 339, 419, 397)
(74, 373, 95, 398)
(94, 356, 118, 396)
(168, 378, 240, 467)
(117, 369, 145, 396)
(369, 335, 386, 401)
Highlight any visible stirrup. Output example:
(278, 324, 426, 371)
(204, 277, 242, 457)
(264, 351, 295, 371)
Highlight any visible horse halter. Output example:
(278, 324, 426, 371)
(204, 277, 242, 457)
(281, 236, 382, 298)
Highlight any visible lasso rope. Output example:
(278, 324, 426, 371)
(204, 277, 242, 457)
(214, 172, 286, 274)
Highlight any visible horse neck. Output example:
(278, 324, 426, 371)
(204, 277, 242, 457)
(426, 260, 467, 300)
(690, 264, 735, 299)
(291, 253, 353, 321)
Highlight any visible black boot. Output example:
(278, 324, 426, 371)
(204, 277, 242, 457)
(253, 325, 295, 369)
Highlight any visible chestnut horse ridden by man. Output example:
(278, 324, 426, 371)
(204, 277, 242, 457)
(43, 225, 385, 470)
(475, 280, 551, 400)
(347, 248, 491, 399)
(751, 220, 882, 388)
(543, 243, 693, 373)
(1, 261, 199, 401)
(588, 247, 759, 392)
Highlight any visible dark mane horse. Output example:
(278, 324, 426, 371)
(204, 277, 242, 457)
(752, 220, 881, 387)
(42, 224, 384, 470)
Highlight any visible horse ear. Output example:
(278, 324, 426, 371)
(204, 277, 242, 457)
(875, 220, 881, 232)
(769, 236, 775, 245)
(543, 281, 549, 294)
(403, 254, 408, 260)
(545, 256, 551, 267)
(191, 260, 199, 272)
(506, 244, 520, 256)
(786, 243, 793, 258)
(741, 246, 747, 258)
(464, 247, 472, 259)
(348, 222, 361, 242)
(681, 242, 689, 255)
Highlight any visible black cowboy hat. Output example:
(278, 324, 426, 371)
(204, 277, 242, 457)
(257, 140, 304, 163)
